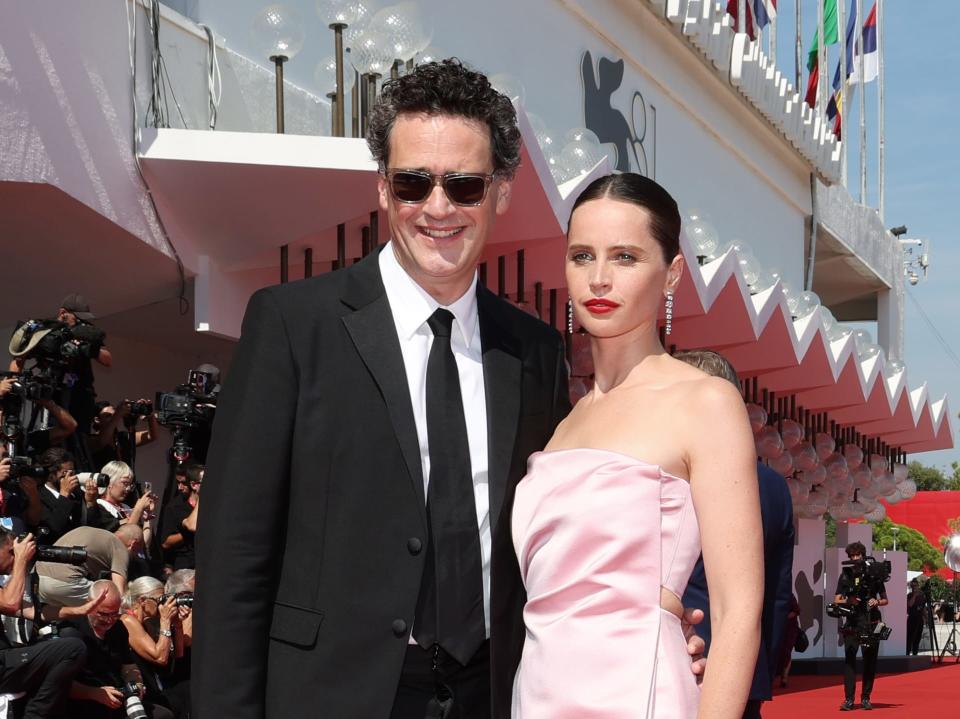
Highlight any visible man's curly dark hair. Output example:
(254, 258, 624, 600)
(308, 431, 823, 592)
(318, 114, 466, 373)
(366, 58, 521, 178)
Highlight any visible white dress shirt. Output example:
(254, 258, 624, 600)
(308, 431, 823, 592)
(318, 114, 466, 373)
(379, 243, 492, 637)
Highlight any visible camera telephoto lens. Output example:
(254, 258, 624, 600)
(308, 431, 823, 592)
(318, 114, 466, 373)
(121, 684, 148, 719)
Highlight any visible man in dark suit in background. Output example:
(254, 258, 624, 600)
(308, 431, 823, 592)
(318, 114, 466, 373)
(677, 350, 795, 719)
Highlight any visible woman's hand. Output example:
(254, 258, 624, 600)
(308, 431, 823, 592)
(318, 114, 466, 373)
(158, 596, 178, 624)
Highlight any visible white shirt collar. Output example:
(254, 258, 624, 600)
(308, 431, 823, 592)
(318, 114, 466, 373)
(379, 241, 480, 349)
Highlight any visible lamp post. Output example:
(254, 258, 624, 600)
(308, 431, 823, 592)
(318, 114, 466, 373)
(251, 4, 304, 282)
(891, 525, 900, 552)
(317, 1, 372, 137)
(251, 4, 305, 134)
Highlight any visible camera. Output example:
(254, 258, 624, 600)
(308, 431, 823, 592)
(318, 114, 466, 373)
(830, 555, 891, 643)
(10, 319, 105, 365)
(156, 369, 218, 465)
(127, 400, 153, 417)
(3, 375, 55, 403)
(76, 471, 111, 493)
(120, 682, 148, 719)
(5, 456, 46, 485)
(18, 535, 88, 565)
(161, 592, 194, 608)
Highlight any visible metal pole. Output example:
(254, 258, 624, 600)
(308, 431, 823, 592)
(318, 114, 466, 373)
(327, 92, 338, 136)
(878, 0, 886, 219)
(351, 70, 360, 138)
(770, 8, 777, 65)
(331, 23, 346, 138)
(337, 224, 346, 268)
(304, 247, 313, 278)
(366, 73, 381, 137)
(795, 0, 803, 93)
(271, 55, 287, 133)
(806, 173, 818, 291)
(817, 0, 827, 113)
(359, 74, 370, 137)
(516, 249, 525, 304)
(369, 210, 379, 249)
(857, 0, 867, 203)
(361, 226, 371, 256)
(839, 0, 848, 185)
(391, 59, 401, 80)
(280, 245, 289, 283)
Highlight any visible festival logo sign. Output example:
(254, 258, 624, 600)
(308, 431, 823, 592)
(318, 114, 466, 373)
(581, 51, 656, 178)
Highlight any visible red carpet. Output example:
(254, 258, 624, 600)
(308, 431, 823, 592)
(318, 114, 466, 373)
(762, 660, 957, 717)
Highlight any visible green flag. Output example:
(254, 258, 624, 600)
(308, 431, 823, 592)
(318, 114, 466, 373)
(807, 0, 840, 72)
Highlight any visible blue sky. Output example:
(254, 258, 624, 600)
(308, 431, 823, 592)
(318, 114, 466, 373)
(184, 0, 958, 469)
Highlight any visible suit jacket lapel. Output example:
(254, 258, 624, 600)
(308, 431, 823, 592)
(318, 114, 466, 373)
(477, 286, 522, 535)
(341, 252, 427, 530)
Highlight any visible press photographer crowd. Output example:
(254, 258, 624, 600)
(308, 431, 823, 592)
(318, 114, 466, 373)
(0, 296, 214, 719)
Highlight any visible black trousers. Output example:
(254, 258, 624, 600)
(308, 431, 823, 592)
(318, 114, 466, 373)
(906, 614, 924, 655)
(0, 638, 86, 719)
(741, 699, 763, 719)
(391, 641, 491, 719)
(843, 640, 879, 701)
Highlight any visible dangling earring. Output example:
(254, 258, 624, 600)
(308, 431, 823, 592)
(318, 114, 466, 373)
(566, 297, 574, 334)
(665, 290, 674, 336)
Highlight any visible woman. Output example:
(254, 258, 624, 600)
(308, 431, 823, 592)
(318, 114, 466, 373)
(511, 174, 764, 718)
(96, 460, 155, 541)
(121, 577, 180, 715)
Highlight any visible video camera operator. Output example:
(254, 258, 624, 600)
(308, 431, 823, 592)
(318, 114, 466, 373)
(832, 541, 889, 711)
(8, 294, 112, 472)
(90, 399, 158, 473)
(60, 580, 174, 719)
(0, 528, 88, 719)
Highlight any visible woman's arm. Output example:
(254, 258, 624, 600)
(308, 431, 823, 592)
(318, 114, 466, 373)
(121, 613, 174, 667)
(687, 378, 764, 719)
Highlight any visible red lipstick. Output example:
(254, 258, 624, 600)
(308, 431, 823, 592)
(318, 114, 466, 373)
(584, 299, 620, 314)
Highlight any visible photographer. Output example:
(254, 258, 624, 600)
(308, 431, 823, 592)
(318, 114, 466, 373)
(906, 578, 927, 655)
(160, 569, 193, 718)
(61, 580, 174, 719)
(37, 525, 143, 608)
(159, 465, 200, 571)
(0, 529, 87, 719)
(35, 447, 100, 543)
(93, 461, 156, 543)
(120, 578, 181, 716)
(834, 541, 889, 711)
(0, 375, 78, 456)
(90, 399, 158, 472)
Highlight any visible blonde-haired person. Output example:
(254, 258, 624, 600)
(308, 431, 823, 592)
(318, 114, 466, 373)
(95, 461, 155, 549)
(121, 577, 180, 715)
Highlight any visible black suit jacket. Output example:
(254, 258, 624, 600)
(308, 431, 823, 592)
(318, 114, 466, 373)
(193, 251, 570, 719)
(682, 462, 795, 701)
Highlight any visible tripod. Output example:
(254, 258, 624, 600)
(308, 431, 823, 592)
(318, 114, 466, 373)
(938, 571, 959, 663)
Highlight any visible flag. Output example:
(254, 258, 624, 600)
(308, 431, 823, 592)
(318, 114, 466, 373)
(804, 0, 839, 108)
(826, 0, 859, 139)
(726, 1, 778, 41)
(849, 2, 878, 85)
(806, 0, 839, 71)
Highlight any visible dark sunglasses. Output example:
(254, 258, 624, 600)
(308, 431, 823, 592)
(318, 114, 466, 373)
(384, 169, 495, 206)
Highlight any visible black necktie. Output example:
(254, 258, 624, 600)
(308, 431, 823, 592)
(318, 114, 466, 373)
(413, 308, 486, 665)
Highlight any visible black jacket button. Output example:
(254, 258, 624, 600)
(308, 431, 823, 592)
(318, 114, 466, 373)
(407, 537, 423, 555)
(392, 619, 408, 637)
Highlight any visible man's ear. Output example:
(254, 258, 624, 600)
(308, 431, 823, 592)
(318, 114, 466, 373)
(377, 175, 390, 212)
(495, 178, 513, 215)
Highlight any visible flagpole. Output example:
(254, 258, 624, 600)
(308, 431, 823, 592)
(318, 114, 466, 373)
(878, 0, 886, 219)
(795, 0, 802, 91)
(818, 0, 827, 113)
(839, 0, 848, 187)
(770, 6, 777, 65)
(857, 0, 867, 203)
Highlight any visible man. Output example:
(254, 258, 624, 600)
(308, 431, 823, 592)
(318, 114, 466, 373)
(0, 529, 88, 719)
(677, 350, 795, 719)
(34, 447, 100, 544)
(36, 524, 143, 607)
(89, 398, 159, 471)
(905, 578, 926, 655)
(194, 60, 702, 719)
(835, 541, 888, 711)
(61, 580, 174, 719)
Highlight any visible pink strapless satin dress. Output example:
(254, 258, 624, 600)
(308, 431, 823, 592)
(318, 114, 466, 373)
(511, 448, 702, 718)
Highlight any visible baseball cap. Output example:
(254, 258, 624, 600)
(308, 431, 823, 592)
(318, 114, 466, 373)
(60, 294, 95, 321)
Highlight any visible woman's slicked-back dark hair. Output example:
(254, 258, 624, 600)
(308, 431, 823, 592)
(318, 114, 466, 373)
(366, 58, 522, 177)
(569, 173, 681, 264)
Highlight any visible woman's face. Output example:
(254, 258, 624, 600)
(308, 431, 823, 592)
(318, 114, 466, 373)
(566, 197, 682, 339)
(108, 474, 133, 503)
(140, 591, 163, 619)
